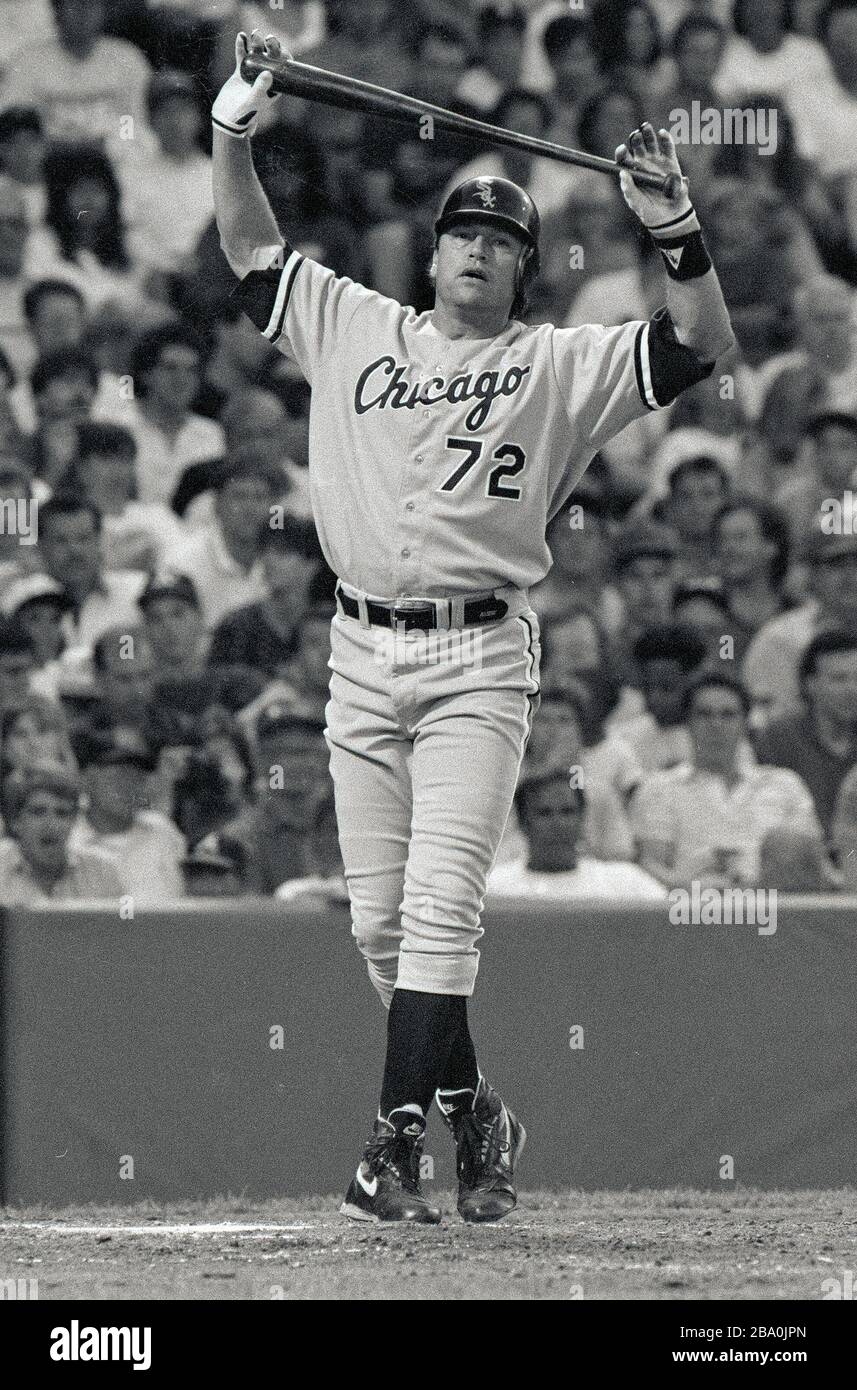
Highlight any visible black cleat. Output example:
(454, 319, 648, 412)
(340, 1107, 442, 1224)
(436, 1077, 526, 1223)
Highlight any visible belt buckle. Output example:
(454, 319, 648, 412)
(392, 598, 434, 629)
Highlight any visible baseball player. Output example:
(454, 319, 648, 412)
(212, 31, 734, 1224)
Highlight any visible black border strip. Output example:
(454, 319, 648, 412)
(269, 254, 305, 347)
(633, 322, 655, 412)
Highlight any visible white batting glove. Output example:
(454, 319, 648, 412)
(212, 31, 282, 139)
(615, 123, 699, 238)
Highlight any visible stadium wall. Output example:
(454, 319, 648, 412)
(2, 900, 856, 1205)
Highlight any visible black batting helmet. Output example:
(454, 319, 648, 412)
(434, 176, 541, 314)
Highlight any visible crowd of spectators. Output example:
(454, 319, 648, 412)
(1, 0, 857, 905)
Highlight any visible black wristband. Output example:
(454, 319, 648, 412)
(655, 229, 712, 281)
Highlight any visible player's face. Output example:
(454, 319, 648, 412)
(435, 221, 523, 321)
(143, 596, 203, 667)
(669, 472, 726, 542)
(259, 733, 324, 824)
(98, 637, 154, 712)
(717, 509, 775, 585)
(86, 763, 146, 829)
(640, 658, 687, 728)
(39, 511, 100, 590)
(805, 649, 857, 724)
(617, 557, 674, 624)
(215, 476, 276, 541)
(811, 552, 857, 622)
(3, 712, 53, 767)
(688, 689, 745, 764)
(675, 28, 725, 89)
(13, 792, 76, 876)
(35, 370, 95, 425)
(799, 293, 852, 362)
(523, 780, 584, 872)
(262, 547, 317, 601)
(146, 345, 201, 412)
(16, 600, 66, 664)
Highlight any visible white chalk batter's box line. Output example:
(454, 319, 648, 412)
(0, 1222, 318, 1238)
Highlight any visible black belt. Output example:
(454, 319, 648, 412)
(336, 587, 508, 631)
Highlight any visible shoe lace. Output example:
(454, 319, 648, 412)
(366, 1131, 422, 1193)
(458, 1112, 510, 1187)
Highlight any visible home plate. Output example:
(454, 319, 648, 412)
(0, 1222, 317, 1237)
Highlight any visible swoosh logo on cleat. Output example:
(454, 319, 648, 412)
(500, 1109, 512, 1169)
(356, 1166, 378, 1197)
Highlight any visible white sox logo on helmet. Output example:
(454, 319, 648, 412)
(474, 179, 497, 208)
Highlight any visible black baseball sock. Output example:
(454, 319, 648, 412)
(438, 998, 480, 1094)
(380, 988, 461, 1118)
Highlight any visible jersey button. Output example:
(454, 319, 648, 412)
(405, 502, 415, 512)
(401, 548, 411, 558)
(415, 454, 424, 463)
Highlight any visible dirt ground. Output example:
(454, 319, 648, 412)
(2, 1189, 856, 1300)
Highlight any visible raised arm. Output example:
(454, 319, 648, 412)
(212, 31, 286, 279)
(616, 124, 734, 364)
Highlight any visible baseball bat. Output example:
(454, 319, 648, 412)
(240, 53, 682, 200)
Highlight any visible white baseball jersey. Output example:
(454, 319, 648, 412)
(236, 246, 712, 598)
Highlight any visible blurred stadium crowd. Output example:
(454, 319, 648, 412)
(1, 0, 857, 904)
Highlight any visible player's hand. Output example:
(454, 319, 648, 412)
(615, 123, 697, 233)
(211, 30, 287, 139)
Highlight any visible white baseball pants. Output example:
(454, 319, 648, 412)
(325, 588, 540, 1005)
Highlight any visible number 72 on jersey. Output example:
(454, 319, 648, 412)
(438, 437, 526, 500)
